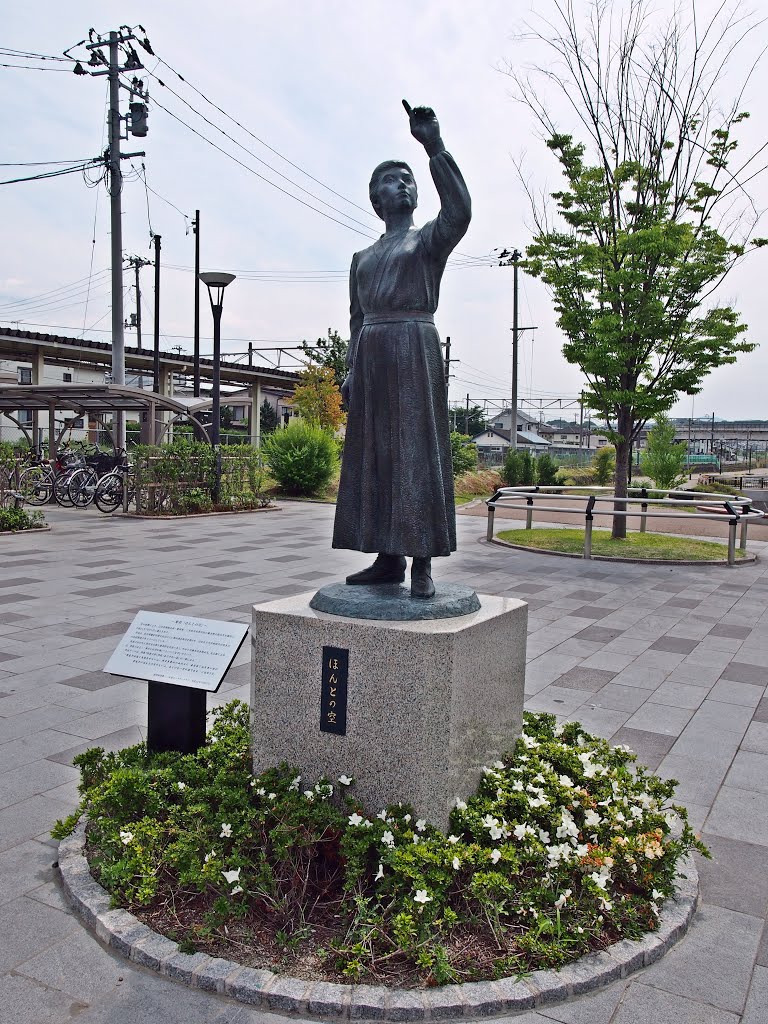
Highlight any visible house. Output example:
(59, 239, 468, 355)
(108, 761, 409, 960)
(469, 425, 551, 464)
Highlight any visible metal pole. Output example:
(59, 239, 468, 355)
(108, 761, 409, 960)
(511, 249, 520, 451)
(486, 502, 496, 541)
(211, 302, 222, 503)
(107, 31, 126, 450)
(465, 393, 470, 435)
(193, 211, 200, 399)
(578, 392, 584, 464)
(526, 495, 533, 530)
(444, 335, 451, 392)
(584, 515, 593, 559)
(727, 519, 737, 565)
(740, 517, 748, 550)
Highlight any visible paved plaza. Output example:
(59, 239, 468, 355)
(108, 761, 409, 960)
(1, 501, 767, 1023)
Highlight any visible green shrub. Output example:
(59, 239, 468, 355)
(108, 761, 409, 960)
(640, 414, 687, 489)
(450, 433, 479, 478)
(502, 449, 535, 486)
(263, 421, 338, 496)
(592, 446, 616, 485)
(55, 702, 707, 986)
(559, 467, 597, 486)
(535, 452, 560, 486)
(0, 507, 45, 532)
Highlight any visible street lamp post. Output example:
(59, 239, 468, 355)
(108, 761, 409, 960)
(199, 272, 236, 503)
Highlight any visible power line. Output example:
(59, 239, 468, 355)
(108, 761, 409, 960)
(0, 61, 72, 72)
(147, 94, 379, 240)
(0, 160, 102, 185)
(0, 47, 73, 62)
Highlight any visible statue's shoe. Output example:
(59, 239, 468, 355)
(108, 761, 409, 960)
(346, 555, 406, 585)
(411, 560, 435, 599)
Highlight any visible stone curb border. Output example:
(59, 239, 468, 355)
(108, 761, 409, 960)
(123, 505, 279, 521)
(0, 525, 51, 537)
(489, 537, 757, 566)
(57, 820, 699, 1021)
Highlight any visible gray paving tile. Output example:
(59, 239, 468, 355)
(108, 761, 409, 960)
(651, 636, 699, 654)
(553, 666, 616, 691)
(0, 895, 78, 972)
(45, 725, 144, 765)
(0, 972, 88, 1024)
(637, 902, 761, 1012)
(724, 750, 768, 794)
(588, 683, 648, 713)
(611, 982, 739, 1024)
(742, 965, 768, 1024)
(0, 839, 58, 907)
(539, 981, 627, 1023)
(721, 661, 767, 685)
(647, 680, 708, 710)
(706, 786, 768, 846)
(743, 721, 768, 754)
(697, 833, 768, 918)
(754, 693, 768, 723)
(17, 926, 126, 1004)
(609, 727, 676, 770)
(59, 671, 125, 691)
(623, 702, 694, 736)
(67, 622, 132, 640)
(565, 705, 630, 738)
(710, 622, 753, 639)
(757, 920, 768, 969)
(709, 679, 765, 707)
(0, 759, 78, 809)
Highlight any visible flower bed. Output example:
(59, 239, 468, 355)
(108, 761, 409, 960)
(0, 506, 46, 532)
(53, 702, 706, 988)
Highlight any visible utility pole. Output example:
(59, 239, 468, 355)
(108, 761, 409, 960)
(497, 248, 537, 451)
(444, 335, 451, 392)
(153, 234, 162, 399)
(69, 27, 149, 448)
(192, 211, 201, 399)
(125, 256, 151, 391)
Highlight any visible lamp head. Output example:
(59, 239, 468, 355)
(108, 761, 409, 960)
(198, 271, 236, 310)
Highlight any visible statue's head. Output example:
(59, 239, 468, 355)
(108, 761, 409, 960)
(369, 160, 418, 220)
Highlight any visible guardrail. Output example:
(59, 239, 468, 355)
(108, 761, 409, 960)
(485, 485, 765, 565)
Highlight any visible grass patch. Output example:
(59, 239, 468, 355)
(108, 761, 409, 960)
(496, 527, 746, 560)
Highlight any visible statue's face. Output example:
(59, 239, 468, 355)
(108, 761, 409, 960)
(373, 165, 417, 218)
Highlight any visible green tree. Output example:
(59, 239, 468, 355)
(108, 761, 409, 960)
(301, 328, 349, 390)
(535, 452, 560, 486)
(592, 447, 616, 486)
(507, 0, 764, 537)
(450, 432, 478, 478)
(502, 448, 535, 487)
(453, 404, 488, 437)
(640, 414, 687, 490)
(260, 399, 279, 436)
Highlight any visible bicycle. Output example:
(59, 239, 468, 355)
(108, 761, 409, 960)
(94, 457, 135, 513)
(69, 449, 124, 509)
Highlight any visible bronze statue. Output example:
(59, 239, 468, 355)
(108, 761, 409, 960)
(332, 101, 471, 598)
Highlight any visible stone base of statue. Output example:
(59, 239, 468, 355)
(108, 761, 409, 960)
(250, 590, 527, 831)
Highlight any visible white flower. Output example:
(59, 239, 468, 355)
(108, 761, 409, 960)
(222, 868, 241, 885)
(651, 889, 664, 902)
(403, 814, 411, 823)
(304, 790, 315, 801)
(489, 824, 504, 841)
(338, 774, 353, 786)
(415, 819, 426, 832)
(554, 888, 572, 910)
(289, 775, 301, 792)
(554, 724, 565, 737)
(538, 829, 551, 845)
(520, 733, 537, 748)
(414, 890, 432, 904)
(599, 896, 613, 911)
(577, 925, 584, 933)
(381, 831, 395, 848)
(447, 834, 460, 844)
(254, 786, 266, 796)
(455, 799, 467, 810)
(574, 843, 589, 858)
(452, 856, 461, 870)
(177, 782, 186, 791)
(204, 851, 214, 864)
(119, 830, 133, 845)
(348, 812, 364, 826)
(490, 849, 501, 864)
(512, 780, 524, 792)
(412, 835, 420, 845)
(558, 774, 574, 788)
(362, 818, 373, 828)
(375, 863, 384, 881)
(219, 823, 232, 838)
(377, 809, 388, 820)
(584, 809, 601, 828)
(231, 885, 243, 895)
(493, 760, 505, 770)
(268, 792, 276, 800)
(589, 870, 609, 890)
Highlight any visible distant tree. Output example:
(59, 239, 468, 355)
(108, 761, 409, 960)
(291, 364, 345, 432)
(535, 452, 560, 486)
(220, 405, 234, 430)
(640, 414, 687, 490)
(260, 399, 279, 436)
(453, 404, 488, 437)
(592, 446, 616, 486)
(301, 328, 349, 389)
(506, 0, 764, 536)
(450, 432, 479, 478)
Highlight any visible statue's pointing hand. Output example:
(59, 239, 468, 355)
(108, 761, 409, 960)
(402, 99, 442, 150)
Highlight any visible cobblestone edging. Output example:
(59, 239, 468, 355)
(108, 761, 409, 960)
(57, 820, 699, 1021)
(490, 537, 757, 566)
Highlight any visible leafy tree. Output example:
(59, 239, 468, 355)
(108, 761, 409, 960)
(262, 421, 338, 496)
(453, 404, 488, 437)
(502, 448, 535, 487)
(640, 414, 687, 490)
(260, 399, 279, 436)
(291, 364, 345, 432)
(507, 0, 764, 536)
(220, 405, 234, 430)
(450, 432, 478, 478)
(301, 328, 349, 389)
(592, 447, 616, 486)
(535, 452, 560, 486)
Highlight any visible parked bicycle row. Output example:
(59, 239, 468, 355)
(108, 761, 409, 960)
(0, 441, 131, 513)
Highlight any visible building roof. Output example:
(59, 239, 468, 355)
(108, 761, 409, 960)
(0, 328, 300, 387)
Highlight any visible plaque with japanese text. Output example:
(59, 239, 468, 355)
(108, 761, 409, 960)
(320, 645, 348, 735)
(104, 611, 249, 692)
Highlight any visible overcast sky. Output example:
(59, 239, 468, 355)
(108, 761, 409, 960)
(2, 0, 766, 421)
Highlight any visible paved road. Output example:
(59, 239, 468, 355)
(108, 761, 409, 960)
(1, 502, 766, 1023)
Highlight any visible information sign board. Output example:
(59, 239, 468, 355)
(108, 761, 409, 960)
(104, 611, 248, 692)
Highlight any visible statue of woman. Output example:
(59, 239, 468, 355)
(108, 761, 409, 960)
(332, 101, 471, 598)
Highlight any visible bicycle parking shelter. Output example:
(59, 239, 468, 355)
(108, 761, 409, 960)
(0, 383, 214, 458)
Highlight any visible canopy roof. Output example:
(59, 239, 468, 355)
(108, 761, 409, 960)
(0, 384, 213, 416)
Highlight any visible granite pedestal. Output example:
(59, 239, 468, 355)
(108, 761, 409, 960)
(250, 591, 527, 830)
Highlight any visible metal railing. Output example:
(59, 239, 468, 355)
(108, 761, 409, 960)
(485, 485, 765, 565)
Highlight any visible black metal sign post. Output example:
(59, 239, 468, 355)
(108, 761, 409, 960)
(104, 612, 249, 756)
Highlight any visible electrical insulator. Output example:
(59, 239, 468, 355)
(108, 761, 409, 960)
(129, 101, 148, 137)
